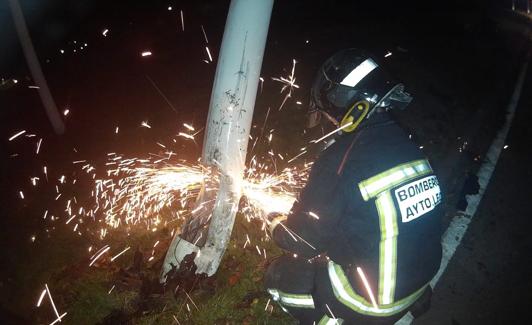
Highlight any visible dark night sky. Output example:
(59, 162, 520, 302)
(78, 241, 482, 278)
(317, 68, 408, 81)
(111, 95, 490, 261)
(0, 0, 226, 73)
(0, 0, 507, 75)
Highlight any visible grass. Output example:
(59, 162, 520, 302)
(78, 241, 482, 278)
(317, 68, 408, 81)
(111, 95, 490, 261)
(58, 270, 137, 324)
(16, 212, 294, 324)
(130, 215, 293, 324)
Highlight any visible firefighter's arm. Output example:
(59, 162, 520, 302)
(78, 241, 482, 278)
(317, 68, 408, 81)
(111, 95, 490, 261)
(267, 198, 334, 258)
(267, 150, 345, 258)
(268, 213, 319, 258)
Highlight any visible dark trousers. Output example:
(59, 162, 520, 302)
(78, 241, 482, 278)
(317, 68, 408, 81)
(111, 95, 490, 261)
(265, 255, 429, 324)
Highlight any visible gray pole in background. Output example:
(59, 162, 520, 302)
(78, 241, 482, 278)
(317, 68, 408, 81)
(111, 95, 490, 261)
(8, 0, 65, 135)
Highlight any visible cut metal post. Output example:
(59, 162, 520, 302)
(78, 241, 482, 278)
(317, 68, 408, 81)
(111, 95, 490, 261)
(161, 0, 274, 280)
(8, 0, 65, 135)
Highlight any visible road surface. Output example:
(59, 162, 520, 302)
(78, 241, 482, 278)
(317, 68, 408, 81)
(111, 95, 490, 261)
(417, 52, 532, 325)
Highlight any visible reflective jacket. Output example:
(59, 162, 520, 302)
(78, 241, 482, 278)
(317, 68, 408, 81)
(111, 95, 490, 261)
(272, 112, 443, 315)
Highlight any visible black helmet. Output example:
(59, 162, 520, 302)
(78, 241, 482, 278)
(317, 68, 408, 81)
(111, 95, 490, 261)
(307, 48, 412, 131)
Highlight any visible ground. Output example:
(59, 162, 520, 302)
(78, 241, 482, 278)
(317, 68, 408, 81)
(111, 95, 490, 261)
(0, 1, 530, 324)
(416, 46, 532, 325)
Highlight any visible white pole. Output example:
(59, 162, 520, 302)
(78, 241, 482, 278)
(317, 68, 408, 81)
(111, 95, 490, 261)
(8, 0, 65, 135)
(161, 0, 274, 280)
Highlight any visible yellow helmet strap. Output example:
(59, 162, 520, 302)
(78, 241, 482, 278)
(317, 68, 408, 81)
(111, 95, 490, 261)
(340, 100, 370, 133)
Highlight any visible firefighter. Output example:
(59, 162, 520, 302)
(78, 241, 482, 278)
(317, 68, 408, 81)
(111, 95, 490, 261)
(264, 48, 443, 324)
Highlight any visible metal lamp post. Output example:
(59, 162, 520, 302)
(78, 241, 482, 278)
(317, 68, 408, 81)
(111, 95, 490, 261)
(161, 0, 274, 280)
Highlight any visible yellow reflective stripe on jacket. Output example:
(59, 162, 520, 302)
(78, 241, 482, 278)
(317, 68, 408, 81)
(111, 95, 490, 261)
(327, 261, 427, 317)
(318, 314, 344, 325)
(375, 191, 398, 305)
(267, 289, 315, 309)
(358, 159, 432, 201)
(358, 159, 432, 304)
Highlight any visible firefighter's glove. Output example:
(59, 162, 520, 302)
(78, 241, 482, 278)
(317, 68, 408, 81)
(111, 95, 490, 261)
(266, 212, 287, 235)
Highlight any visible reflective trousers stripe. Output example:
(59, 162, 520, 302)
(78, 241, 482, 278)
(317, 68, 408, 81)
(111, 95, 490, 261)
(328, 261, 427, 317)
(267, 289, 315, 309)
(318, 314, 344, 325)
